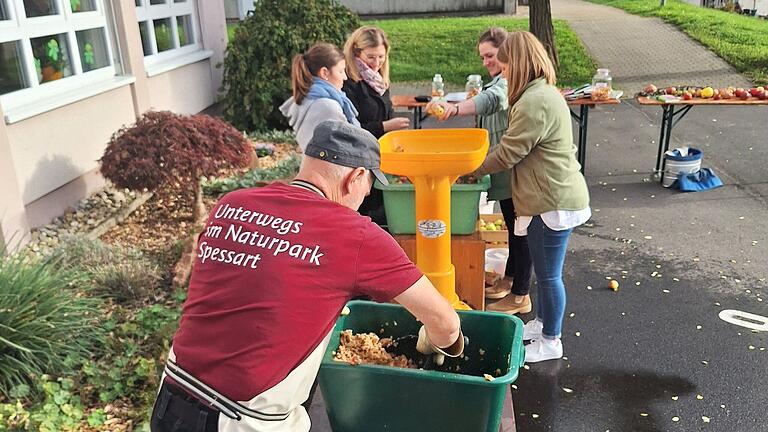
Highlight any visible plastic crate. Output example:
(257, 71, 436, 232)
(375, 175, 490, 235)
(318, 300, 524, 432)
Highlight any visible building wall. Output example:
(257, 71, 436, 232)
(146, 61, 216, 115)
(5, 86, 136, 205)
(338, 0, 504, 15)
(230, 0, 506, 19)
(0, 0, 228, 251)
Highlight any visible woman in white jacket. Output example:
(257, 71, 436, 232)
(280, 43, 360, 151)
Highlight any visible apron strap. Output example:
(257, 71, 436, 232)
(164, 360, 291, 422)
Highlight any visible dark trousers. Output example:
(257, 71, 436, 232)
(151, 382, 220, 432)
(499, 198, 533, 296)
(359, 188, 387, 226)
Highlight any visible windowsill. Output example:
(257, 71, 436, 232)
(145, 50, 214, 78)
(4, 76, 137, 125)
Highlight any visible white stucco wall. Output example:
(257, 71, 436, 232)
(5, 86, 136, 204)
(146, 60, 216, 115)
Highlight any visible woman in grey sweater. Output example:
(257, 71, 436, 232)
(280, 43, 360, 151)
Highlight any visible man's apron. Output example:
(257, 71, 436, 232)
(161, 331, 333, 432)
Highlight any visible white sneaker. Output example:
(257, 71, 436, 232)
(522, 319, 543, 341)
(525, 338, 563, 363)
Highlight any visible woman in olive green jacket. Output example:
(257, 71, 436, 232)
(475, 31, 591, 363)
(427, 27, 534, 315)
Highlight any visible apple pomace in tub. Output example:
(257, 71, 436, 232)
(333, 330, 417, 368)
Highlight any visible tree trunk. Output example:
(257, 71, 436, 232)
(193, 181, 207, 225)
(529, 0, 559, 69)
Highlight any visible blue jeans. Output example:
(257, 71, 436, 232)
(526, 216, 573, 339)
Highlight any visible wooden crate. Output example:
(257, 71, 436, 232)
(477, 213, 508, 249)
(393, 232, 485, 311)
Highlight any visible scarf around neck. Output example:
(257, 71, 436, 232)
(355, 58, 387, 96)
(305, 77, 360, 126)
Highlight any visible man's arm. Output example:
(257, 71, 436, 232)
(394, 275, 460, 349)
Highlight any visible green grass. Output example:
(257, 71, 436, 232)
(226, 17, 596, 88)
(372, 17, 596, 88)
(585, 0, 768, 85)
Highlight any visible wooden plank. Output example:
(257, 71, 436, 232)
(393, 233, 486, 311)
(565, 97, 620, 106)
(392, 94, 621, 109)
(637, 96, 768, 106)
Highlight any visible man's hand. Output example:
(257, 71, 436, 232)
(416, 325, 465, 366)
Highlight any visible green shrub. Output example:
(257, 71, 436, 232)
(81, 300, 183, 404)
(0, 254, 102, 398)
(222, 0, 360, 131)
(48, 235, 161, 303)
(202, 154, 301, 196)
(249, 129, 297, 145)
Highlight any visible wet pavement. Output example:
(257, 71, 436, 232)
(510, 100, 768, 432)
(309, 101, 768, 431)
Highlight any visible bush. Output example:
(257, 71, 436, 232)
(99, 111, 253, 222)
(249, 129, 297, 145)
(0, 254, 103, 398)
(202, 154, 301, 196)
(222, 0, 360, 131)
(48, 235, 162, 303)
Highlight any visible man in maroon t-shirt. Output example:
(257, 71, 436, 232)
(151, 120, 464, 432)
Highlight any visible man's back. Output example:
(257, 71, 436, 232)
(171, 182, 421, 402)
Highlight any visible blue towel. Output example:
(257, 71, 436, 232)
(306, 77, 360, 126)
(675, 168, 723, 192)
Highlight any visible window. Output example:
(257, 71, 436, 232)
(0, 0, 118, 112)
(135, 0, 202, 68)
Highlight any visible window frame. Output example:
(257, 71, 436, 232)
(0, 0, 118, 113)
(134, 0, 202, 69)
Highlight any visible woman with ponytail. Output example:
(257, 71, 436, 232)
(280, 43, 360, 151)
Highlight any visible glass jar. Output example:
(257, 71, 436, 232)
(465, 74, 482, 99)
(591, 68, 612, 101)
(431, 74, 445, 99)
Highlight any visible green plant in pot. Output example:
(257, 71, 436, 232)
(71, 0, 82, 12)
(35, 38, 67, 83)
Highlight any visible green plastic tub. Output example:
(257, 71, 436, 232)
(318, 300, 524, 432)
(375, 175, 490, 235)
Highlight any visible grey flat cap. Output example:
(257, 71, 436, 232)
(305, 120, 388, 185)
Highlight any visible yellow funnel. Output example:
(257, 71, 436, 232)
(379, 129, 489, 310)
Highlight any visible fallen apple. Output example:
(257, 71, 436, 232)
(665, 87, 677, 95)
(683, 92, 693, 100)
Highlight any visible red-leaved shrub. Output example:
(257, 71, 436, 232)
(100, 111, 252, 221)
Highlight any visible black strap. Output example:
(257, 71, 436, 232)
(290, 179, 326, 198)
(164, 360, 290, 422)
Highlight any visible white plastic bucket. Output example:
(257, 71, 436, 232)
(485, 248, 509, 275)
(663, 147, 703, 188)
